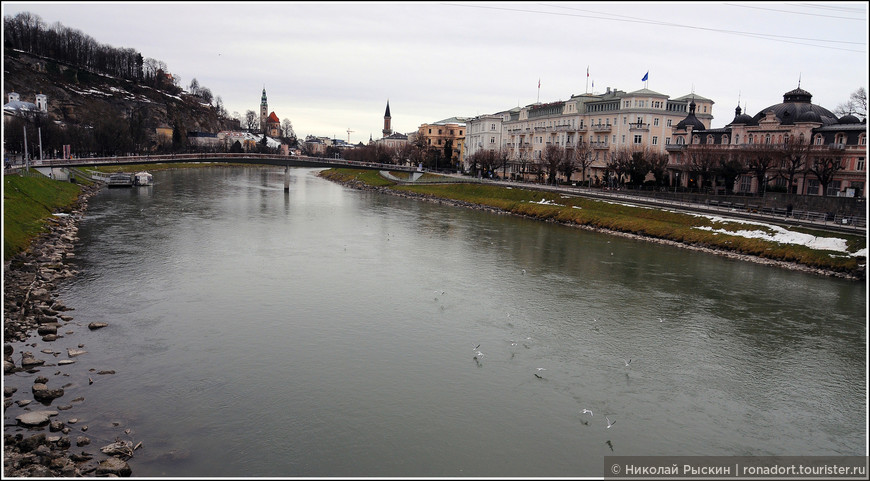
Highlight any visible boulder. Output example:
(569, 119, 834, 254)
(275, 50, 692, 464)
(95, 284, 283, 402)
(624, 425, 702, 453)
(16, 411, 58, 427)
(96, 457, 132, 477)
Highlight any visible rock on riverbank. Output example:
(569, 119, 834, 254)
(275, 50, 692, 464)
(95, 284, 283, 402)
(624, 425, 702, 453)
(3, 182, 136, 477)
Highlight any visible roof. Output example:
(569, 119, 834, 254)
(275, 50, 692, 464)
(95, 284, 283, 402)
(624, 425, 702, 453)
(267, 112, 280, 123)
(751, 87, 838, 126)
(625, 88, 668, 97)
(3, 100, 38, 112)
(672, 93, 714, 103)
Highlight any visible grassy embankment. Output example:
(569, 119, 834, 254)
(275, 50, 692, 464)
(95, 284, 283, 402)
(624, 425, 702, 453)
(320, 168, 866, 276)
(4, 174, 83, 261)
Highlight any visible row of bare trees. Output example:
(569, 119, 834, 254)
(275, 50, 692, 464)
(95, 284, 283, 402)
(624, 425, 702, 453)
(680, 138, 846, 195)
(3, 11, 178, 91)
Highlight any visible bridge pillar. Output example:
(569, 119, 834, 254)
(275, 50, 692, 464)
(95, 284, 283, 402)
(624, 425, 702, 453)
(410, 172, 423, 182)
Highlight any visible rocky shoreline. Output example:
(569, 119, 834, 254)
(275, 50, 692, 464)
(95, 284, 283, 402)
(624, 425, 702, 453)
(327, 175, 864, 281)
(3, 182, 139, 477)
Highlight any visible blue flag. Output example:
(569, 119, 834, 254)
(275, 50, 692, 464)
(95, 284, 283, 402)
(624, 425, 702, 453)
(641, 71, 648, 82)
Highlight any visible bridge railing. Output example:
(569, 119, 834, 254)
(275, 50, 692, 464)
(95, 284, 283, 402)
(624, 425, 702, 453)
(31, 153, 421, 172)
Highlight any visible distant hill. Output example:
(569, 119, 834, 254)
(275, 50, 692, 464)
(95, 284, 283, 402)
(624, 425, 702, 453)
(4, 48, 239, 154)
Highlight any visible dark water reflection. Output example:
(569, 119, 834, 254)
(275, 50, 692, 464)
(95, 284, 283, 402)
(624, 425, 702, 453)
(4, 167, 864, 477)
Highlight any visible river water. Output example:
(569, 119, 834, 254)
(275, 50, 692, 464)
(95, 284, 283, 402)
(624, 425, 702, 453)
(5, 166, 866, 477)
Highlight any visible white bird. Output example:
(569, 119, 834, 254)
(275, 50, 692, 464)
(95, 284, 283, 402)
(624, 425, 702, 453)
(658, 317, 664, 323)
(624, 359, 632, 367)
(581, 409, 593, 416)
(474, 350, 484, 359)
(522, 269, 526, 275)
(606, 416, 616, 429)
(536, 367, 546, 371)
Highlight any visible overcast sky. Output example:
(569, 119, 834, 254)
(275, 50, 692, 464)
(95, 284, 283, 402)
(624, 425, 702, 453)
(2, 1, 867, 144)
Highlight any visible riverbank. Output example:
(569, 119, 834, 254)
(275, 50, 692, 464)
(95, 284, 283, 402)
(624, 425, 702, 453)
(3, 178, 137, 477)
(318, 168, 866, 281)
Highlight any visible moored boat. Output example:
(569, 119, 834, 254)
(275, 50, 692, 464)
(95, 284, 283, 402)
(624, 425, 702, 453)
(133, 171, 153, 186)
(107, 173, 133, 188)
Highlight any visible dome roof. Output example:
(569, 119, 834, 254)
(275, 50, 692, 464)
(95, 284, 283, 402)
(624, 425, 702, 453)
(838, 113, 861, 124)
(675, 100, 706, 131)
(798, 110, 822, 123)
(752, 87, 838, 126)
(728, 105, 756, 126)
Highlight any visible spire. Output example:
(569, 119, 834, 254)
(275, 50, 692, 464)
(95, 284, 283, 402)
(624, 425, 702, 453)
(384, 100, 391, 118)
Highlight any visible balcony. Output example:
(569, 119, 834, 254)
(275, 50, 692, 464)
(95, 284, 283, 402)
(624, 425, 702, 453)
(591, 123, 612, 132)
(554, 125, 573, 131)
(590, 141, 609, 149)
(665, 144, 685, 152)
(829, 143, 846, 150)
(629, 122, 649, 131)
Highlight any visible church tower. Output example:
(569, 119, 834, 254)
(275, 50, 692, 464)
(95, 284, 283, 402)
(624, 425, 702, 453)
(260, 87, 268, 134)
(382, 100, 392, 138)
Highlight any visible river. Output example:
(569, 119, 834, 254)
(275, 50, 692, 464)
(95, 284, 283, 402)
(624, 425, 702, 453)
(5, 166, 866, 477)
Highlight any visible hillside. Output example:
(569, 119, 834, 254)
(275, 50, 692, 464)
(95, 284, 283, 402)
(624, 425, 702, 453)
(3, 48, 238, 147)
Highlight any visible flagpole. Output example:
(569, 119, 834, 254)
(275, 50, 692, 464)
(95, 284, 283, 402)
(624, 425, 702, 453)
(537, 78, 540, 103)
(586, 66, 589, 94)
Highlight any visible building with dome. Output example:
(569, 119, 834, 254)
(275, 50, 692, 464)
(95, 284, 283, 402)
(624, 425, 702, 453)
(666, 86, 866, 197)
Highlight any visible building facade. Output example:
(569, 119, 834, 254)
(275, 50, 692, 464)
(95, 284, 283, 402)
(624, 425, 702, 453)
(666, 86, 866, 198)
(416, 117, 467, 168)
(465, 86, 713, 183)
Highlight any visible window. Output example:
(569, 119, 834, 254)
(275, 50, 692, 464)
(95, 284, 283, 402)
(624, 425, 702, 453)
(459, 130, 463, 136)
(765, 134, 771, 144)
(652, 136, 658, 145)
(653, 118, 659, 126)
(623, 117, 627, 125)
(722, 135, 729, 144)
(857, 157, 865, 171)
(806, 179, 820, 195)
(692, 135, 700, 144)
(634, 135, 642, 144)
(667, 119, 672, 127)
(612, 135, 616, 143)
(815, 135, 823, 145)
(826, 180, 841, 197)
(739, 176, 752, 193)
(665, 138, 670, 145)
(438, 129, 442, 134)
(637, 117, 642, 125)
(490, 137, 495, 144)
(437, 139, 442, 145)
(622, 135, 626, 143)
(490, 124, 496, 130)
(428, 128, 432, 134)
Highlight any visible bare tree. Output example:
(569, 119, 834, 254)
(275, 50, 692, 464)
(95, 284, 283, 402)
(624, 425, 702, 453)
(608, 147, 632, 187)
(743, 143, 781, 194)
(685, 144, 718, 190)
(807, 150, 845, 196)
(244, 110, 258, 132)
(834, 87, 867, 121)
(542, 144, 564, 185)
(716, 151, 745, 194)
(280, 118, 295, 138)
(779, 135, 811, 194)
(572, 141, 594, 187)
(559, 147, 577, 185)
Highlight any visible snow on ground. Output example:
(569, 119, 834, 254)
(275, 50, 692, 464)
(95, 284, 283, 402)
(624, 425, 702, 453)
(689, 213, 863, 256)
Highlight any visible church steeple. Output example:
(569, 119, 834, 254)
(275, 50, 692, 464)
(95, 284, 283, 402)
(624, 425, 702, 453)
(382, 100, 392, 138)
(260, 87, 268, 134)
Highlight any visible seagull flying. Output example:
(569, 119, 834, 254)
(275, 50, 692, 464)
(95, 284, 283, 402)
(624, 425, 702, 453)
(581, 409, 593, 416)
(606, 416, 616, 429)
(624, 359, 632, 367)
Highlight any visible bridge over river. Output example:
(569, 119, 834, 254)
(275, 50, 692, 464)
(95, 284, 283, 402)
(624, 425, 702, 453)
(22, 152, 421, 172)
(9, 152, 865, 235)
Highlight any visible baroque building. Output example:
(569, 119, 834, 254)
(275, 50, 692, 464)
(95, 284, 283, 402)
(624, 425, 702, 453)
(666, 86, 866, 197)
(259, 87, 281, 138)
(464, 86, 712, 183)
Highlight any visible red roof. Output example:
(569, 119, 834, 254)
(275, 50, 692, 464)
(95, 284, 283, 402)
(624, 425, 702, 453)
(267, 112, 280, 123)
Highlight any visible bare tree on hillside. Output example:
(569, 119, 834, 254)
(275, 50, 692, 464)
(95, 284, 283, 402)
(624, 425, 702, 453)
(780, 135, 811, 193)
(244, 110, 258, 132)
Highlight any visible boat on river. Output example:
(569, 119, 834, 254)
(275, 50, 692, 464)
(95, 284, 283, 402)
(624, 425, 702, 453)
(107, 173, 133, 188)
(133, 171, 153, 186)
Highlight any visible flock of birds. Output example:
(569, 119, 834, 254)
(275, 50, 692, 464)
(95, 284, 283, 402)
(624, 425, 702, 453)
(439, 277, 669, 454)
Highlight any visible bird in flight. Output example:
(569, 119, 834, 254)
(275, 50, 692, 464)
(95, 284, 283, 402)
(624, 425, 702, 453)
(581, 409, 593, 416)
(605, 440, 614, 451)
(606, 416, 616, 429)
(624, 359, 632, 367)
